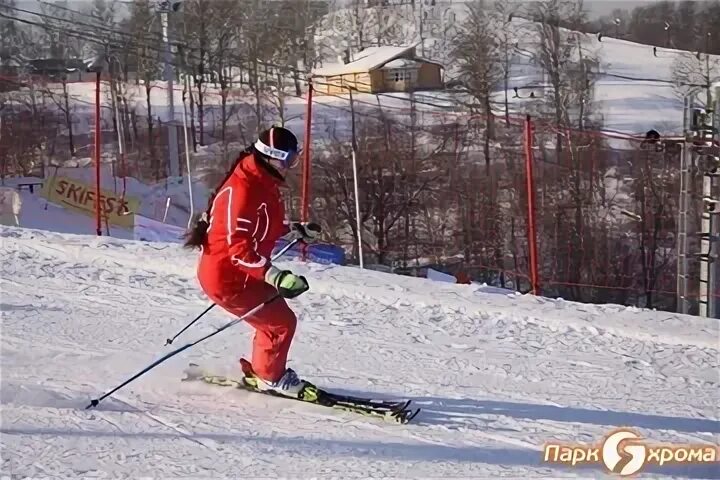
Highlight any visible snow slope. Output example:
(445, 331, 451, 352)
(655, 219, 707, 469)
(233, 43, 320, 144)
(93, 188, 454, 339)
(1, 226, 719, 478)
(315, 7, 720, 137)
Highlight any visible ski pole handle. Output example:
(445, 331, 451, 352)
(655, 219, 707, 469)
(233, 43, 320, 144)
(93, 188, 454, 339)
(273, 237, 302, 259)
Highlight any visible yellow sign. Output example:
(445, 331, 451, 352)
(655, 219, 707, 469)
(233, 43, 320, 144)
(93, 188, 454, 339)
(543, 428, 719, 476)
(41, 176, 140, 228)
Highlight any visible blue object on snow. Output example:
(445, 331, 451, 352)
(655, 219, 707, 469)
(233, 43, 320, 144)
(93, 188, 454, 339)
(273, 238, 345, 265)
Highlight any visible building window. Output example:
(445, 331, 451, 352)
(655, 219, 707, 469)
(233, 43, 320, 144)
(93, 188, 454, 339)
(390, 69, 413, 82)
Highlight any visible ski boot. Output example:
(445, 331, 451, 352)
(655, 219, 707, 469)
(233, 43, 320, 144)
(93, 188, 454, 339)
(239, 358, 308, 399)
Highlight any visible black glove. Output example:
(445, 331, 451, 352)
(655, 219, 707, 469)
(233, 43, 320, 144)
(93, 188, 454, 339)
(290, 222, 322, 244)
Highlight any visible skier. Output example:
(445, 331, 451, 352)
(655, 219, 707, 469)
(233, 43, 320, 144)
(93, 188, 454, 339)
(183, 126, 321, 398)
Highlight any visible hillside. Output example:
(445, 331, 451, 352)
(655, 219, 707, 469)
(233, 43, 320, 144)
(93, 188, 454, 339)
(3, 6, 718, 157)
(314, 8, 720, 137)
(1, 226, 718, 478)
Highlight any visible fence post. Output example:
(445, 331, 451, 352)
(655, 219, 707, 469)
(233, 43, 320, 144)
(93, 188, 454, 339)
(94, 70, 102, 236)
(300, 81, 314, 261)
(524, 115, 540, 295)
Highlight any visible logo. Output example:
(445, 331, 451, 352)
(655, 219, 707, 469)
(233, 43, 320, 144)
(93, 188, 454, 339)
(543, 428, 719, 476)
(601, 429, 647, 476)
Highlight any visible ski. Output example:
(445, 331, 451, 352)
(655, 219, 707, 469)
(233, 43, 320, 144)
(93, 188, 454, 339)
(181, 363, 420, 424)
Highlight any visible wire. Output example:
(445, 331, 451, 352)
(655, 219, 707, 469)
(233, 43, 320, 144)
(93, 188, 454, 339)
(6, 3, 711, 139)
(3, 3, 163, 49)
(596, 71, 715, 88)
(14, 0, 720, 98)
(34, 0, 134, 25)
(0, 12, 166, 64)
(12, 2, 712, 114)
(0, 10, 453, 128)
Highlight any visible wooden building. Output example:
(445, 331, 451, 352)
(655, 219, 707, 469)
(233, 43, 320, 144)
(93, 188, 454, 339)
(311, 45, 444, 95)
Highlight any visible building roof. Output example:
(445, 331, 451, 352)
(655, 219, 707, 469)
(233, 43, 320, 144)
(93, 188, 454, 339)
(382, 58, 418, 69)
(28, 58, 87, 74)
(312, 45, 417, 77)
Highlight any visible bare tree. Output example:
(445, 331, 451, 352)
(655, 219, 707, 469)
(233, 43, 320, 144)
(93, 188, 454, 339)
(203, 0, 240, 163)
(314, 111, 445, 266)
(673, 34, 720, 108)
(127, 0, 162, 179)
(290, 0, 328, 93)
(0, 0, 22, 64)
(525, 0, 595, 149)
(47, 73, 75, 157)
(260, 2, 294, 127)
(265, 0, 326, 114)
(237, 0, 286, 135)
(87, 0, 119, 57)
(38, 0, 88, 59)
(449, 0, 514, 281)
(494, 2, 521, 127)
(523, 0, 602, 298)
(181, 0, 213, 147)
(319, 0, 376, 63)
(630, 146, 679, 308)
(0, 105, 56, 178)
(451, 0, 503, 175)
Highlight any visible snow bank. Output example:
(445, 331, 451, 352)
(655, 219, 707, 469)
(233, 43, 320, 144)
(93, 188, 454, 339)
(0, 186, 22, 226)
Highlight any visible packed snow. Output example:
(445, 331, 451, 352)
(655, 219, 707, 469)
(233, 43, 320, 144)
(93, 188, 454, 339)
(1, 226, 718, 478)
(2, 8, 720, 477)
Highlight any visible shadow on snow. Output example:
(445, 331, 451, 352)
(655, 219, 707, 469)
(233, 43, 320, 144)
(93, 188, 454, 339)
(411, 396, 720, 435)
(2, 426, 718, 479)
(318, 385, 719, 435)
(3, 381, 718, 478)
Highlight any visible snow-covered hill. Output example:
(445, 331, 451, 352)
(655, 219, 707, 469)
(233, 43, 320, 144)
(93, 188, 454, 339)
(6, 7, 718, 154)
(1, 226, 718, 478)
(314, 6, 720, 137)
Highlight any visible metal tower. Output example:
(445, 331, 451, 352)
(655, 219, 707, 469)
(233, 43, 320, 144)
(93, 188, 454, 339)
(680, 84, 720, 317)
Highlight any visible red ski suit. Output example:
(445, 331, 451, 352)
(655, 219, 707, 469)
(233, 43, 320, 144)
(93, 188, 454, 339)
(197, 152, 295, 382)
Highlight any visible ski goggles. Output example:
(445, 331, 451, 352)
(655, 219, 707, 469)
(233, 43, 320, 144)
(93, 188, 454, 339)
(254, 139, 301, 169)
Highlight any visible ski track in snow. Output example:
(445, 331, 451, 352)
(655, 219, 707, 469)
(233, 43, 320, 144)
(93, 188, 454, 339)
(1, 227, 719, 479)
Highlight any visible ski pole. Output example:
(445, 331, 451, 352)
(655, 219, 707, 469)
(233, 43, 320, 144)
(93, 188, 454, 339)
(86, 293, 280, 410)
(165, 303, 215, 346)
(164, 237, 302, 346)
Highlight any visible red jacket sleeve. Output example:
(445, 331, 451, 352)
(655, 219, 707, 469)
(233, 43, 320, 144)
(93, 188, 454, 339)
(225, 182, 270, 281)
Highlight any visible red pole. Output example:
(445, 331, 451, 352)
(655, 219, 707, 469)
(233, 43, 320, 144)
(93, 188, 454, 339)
(524, 115, 540, 295)
(300, 81, 313, 261)
(94, 71, 102, 236)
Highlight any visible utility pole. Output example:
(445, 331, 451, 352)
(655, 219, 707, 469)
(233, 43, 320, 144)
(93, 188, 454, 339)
(677, 112, 691, 314)
(85, 55, 106, 236)
(348, 87, 364, 269)
(418, 0, 424, 57)
(682, 85, 720, 318)
(159, 0, 179, 179)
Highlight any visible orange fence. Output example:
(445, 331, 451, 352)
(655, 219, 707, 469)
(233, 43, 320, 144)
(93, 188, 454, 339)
(523, 118, 707, 312)
(295, 109, 711, 314)
(2, 73, 713, 314)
